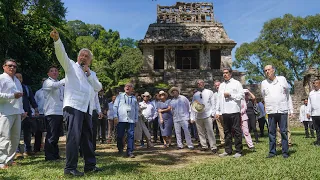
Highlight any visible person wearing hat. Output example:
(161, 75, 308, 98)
(168, 87, 194, 149)
(136, 92, 156, 148)
(216, 67, 244, 158)
(191, 79, 218, 153)
(157, 90, 173, 148)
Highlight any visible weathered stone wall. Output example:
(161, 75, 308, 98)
(221, 48, 232, 68)
(199, 46, 210, 70)
(142, 48, 154, 70)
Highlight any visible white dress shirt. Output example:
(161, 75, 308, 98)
(35, 88, 45, 114)
(54, 39, 102, 115)
(216, 78, 244, 115)
(43, 77, 65, 116)
(113, 93, 139, 123)
(93, 92, 102, 113)
(191, 89, 216, 120)
(107, 102, 114, 119)
(169, 95, 190, 122)
(0, 73, 24, 115)
(261, 76, 291, 114)
(299, 105, 311, 122)
(307, 89, 320, 116)
(139, 101, 157, 122)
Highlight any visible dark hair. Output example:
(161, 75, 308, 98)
(47, 65, 59, 73)
(222, 67, 233, 73)
(3, 59, 17, 66)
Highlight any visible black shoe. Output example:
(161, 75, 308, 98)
(84, 167, 103, 173)
(176, 147, 183, 150)
(211, 149, 218, 154)
(200, 148, 208, 151)
(128, 154, 135, 158)
(266, 154, 276, 158)
(64, 169, 84, 176)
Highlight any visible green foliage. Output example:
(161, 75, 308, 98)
(235, 14, 320, 87)
(155, 82, 170, 89)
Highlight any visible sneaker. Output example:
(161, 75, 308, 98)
(219, 152, 230, 157)
(188, 146, 194, 150)
(176, 147, 183, 150)
(233, 153, 242, 158)
(211, 149, 218, 154)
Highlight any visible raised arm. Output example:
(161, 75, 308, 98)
(42, 79, 65, 90)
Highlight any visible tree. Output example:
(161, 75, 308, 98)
(234, 14, 320, 87)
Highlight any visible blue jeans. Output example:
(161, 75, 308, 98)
(268, 113, 288, 156)
(117, 122, 135, 155)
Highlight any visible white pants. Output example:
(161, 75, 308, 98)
(0, 114, 21, 167)
(134, 118, 151, 141)
(196, 117, 217, 150)
(174, 120, 193, 148)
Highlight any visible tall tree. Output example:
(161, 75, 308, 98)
(234, 14, 320, 87)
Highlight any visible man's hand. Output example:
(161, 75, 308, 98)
(224, 92, 230, 98)
(98, 112, 104, 119)
(289, 113, 295, 119)
(215, 114, 220, 119)
(34, 108, 39, 117)
(160, 118, 164, 124)
(14, 92, 23, 99)
(50, 26, 59, 41)
(114, 117, 119, 125)
(158, 109, 163, 113)
(81, 64, 91, 76)
(21, 112, 28, 121)
(307, 114, 310, 119)
(190, 120, 195, 124)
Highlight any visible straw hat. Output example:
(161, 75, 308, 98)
(159, 90, 168, 98)
(141, 92, 152, 99)
(191, 100, 205, 113)
(168, 87, 180, 96)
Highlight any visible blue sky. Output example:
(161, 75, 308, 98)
(62, 0, 320, 67)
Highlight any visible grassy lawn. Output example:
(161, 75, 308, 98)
(1, 127, 320, 180)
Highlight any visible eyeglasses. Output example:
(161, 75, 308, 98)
(5, 64, 17, 68)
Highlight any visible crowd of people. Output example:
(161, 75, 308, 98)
(0, 27, 319, 177)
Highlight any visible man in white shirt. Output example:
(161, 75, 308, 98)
(168, 87, 194, 150)
(191, 79, 217, 153)
(216, 68, 244, 158)
(0, 59, 24, 169)
(42, 66, 65, 161)
(299, 98, 314, 138)
(113, 83, 139, 158)
(307, 79, 320, 146)
(51, 27, 102, 176)
(261, 65, 293, 158)
(213, 80, 225, 146)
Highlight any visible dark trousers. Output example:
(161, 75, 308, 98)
(97, 117, 107, 141)
(247, 113, 259, 142)
(22, 117, 33, 152)
(268, 113, 288, 156)
(92, 110, 98, 151)
(149, 118, 163, 143)
(45, 115, 63, 160)
(222, 113, 242, 154)
(258, 116, 268, 136)
(34, 116, 45, 152)
(303, 121, 314, 138)
(64, 106, 96, 171)
(117, 122, 135, 155)
(312, 116, 320, 143)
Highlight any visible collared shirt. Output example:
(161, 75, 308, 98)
(43, 77, 65, 116)
(216, 78, 244, 115)
(93, 92, 102, 113)
(139, 101, 157, 122)
(0, 73, 24, 115)
(300, 105, 311, 122)
(169, 95, 190, 122)
(107, 101, 115, 119)
(54, 39, 102, 115)
(35, 88, 45, 114)
(307, 89, 320, 116)
(113, 93, 139, 123)
(257, 102, 266, 118)
(191, 88, 216, 120)
(261, 76, 292, 114)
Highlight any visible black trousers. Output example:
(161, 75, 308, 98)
(45, 115, 63, 160)
(64, 106, 96, 171)
(92, 110, 98, 151)
(258, 116, 268, 136)
(97, 117, 107, 141)
(312, 116, 320, 143)
(303, 121, 314, 137)
(222, 113, 242, 154)
(247, 113, 259, 142)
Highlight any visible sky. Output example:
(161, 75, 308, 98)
(62, 0, 320, 68)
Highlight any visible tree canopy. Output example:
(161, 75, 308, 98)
(234, 14, 320, 87)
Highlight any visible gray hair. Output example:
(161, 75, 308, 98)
(78, 48, 93, 59)
(196, 79, 204, 84)
(222, 67, 233, 73)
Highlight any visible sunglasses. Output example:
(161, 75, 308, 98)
(5, 64, 17, 68)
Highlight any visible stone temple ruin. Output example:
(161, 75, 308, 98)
(138, 2, 244, 95)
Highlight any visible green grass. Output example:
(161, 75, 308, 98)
(1, 128, 320, 180)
